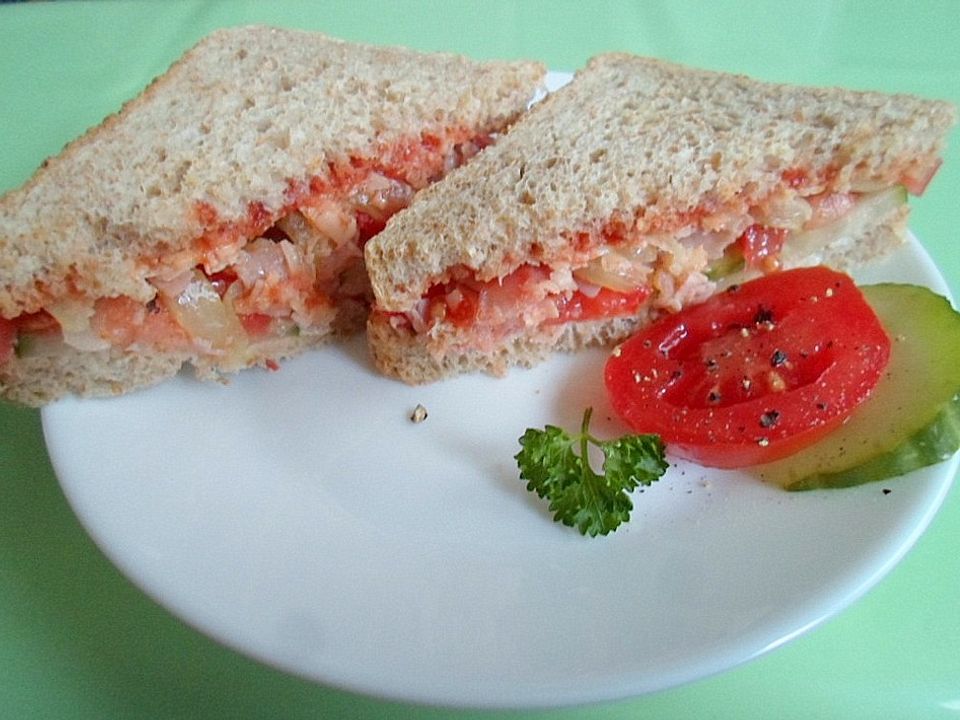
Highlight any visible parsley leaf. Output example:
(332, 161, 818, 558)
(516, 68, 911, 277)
(515, 408, 667, 536)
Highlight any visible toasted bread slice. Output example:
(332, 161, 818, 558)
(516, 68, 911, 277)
(0, 26, 545, 405)
(365, 54, 955, 384)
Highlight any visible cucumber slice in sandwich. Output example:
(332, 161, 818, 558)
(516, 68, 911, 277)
(756, 283, 960, 490)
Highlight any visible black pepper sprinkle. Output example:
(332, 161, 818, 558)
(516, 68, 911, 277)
(759, 410, 781, 428)
(816, 401, 829, 411)
(882, 488, 892, 495)
(707, 390, 722, 404)
(706, 358, 719, 372)
(771, 349, 788, 367)
(753, 305, 775, 325)
(727, 284, 741, 293)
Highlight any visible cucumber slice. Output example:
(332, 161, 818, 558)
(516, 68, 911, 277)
(755, 283, 960, 490)
(781, 186, 908, 266)
(705, 245, 745, 281)
(785, 395, 960, 490)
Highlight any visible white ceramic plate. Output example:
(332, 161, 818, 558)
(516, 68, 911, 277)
(40, 71, 959, 707)
(42, 234, 957, 708)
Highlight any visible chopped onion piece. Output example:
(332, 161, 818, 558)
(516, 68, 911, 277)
(577, 281, 601, 298)
(351, 172, 414, 219)
(47, 298, 95, 333)
(154, 270, 248, 354)
(278, 239, 304, 274)
(297, 202, 358, 246)
(754, 191, 812, 230)
(234, 238, 289, 287)
(573, 249, 649, 293)
(47, 299, 111, 351)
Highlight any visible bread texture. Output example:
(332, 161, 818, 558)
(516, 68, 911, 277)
(366, 54, 955, 311)
(0, 26, 545, 405)
(365, 54, 954, 384)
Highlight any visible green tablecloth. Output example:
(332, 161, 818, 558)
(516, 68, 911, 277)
(1, 1, 958, 718)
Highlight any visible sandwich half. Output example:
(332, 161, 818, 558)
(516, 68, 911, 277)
(365, 54, 955, 383)
(0, 26, 545, 405)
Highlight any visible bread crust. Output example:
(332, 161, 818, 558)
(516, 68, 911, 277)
(365, 54, 955, 311)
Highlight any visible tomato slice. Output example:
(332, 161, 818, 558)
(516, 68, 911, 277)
(604, 266, 891, 467)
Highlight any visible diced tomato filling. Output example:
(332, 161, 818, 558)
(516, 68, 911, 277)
(550, 286, 650, 324)
(92, 297, 189, 352)
(781, 168, 809, 189)
(738, 224, 788, 271)
(419, 264, 650, 335)
(424, 282, 480, 330)
(207, 268, 239, 297)
(239, 312, 274, 338)
(355, 211, 387, 244)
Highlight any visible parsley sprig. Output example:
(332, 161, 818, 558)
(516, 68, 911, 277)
(515, 408, 668, 536)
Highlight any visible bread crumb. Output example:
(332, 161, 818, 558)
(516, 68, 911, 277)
(410, 404, 429, 423)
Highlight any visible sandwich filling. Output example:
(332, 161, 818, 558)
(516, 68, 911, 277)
(377, 168, 932, 362)
(0, 129, 491, 370)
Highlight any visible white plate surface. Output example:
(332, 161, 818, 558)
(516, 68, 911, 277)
(43, 235, 958, 708)
(40, 71, 958, 704)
